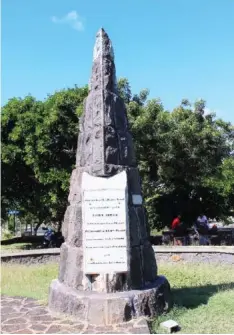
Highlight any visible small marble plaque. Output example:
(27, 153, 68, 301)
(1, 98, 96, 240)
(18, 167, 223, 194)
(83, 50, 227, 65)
(82, 171, 129, 274)
(132, 194, 142, 205)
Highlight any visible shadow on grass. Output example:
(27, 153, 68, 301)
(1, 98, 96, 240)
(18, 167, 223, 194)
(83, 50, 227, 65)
(1, 236, 44, 245)
(1, 243, 42, 252)
(172, 282, 234, 309)
(20, 243, 41, 250)
(149, 282, 234, 333)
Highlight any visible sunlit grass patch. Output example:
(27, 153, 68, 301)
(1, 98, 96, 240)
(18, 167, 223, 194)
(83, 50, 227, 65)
(1, 263, 58, 303)
(1, 261, 234, 333)
(153, 263, 234, 334)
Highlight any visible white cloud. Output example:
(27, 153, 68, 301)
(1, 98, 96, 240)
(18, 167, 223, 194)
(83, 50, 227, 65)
(51, 11, 84, 31)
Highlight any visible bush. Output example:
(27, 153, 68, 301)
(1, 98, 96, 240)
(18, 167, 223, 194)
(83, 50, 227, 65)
(1, 229, 14, 240)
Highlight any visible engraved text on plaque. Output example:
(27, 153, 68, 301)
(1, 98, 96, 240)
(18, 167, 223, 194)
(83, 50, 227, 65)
(82, 172, 129, 274)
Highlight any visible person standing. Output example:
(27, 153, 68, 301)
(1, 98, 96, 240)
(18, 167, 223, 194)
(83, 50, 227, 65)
(171, 215, 187, 245)
(171, 215, 182, 230)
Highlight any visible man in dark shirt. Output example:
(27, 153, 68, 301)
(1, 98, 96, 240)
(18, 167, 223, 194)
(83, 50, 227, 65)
(195, 213, 210, 245)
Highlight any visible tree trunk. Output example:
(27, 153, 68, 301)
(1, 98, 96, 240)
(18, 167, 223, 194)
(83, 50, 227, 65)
(34, 221, 42, 236)
(57, 221, 62, 233)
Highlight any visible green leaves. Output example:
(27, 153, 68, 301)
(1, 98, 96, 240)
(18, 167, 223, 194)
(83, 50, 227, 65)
(1, 86, 88, 226)
(1, 78, 233, 231)
(127, 92, 234, 228)
(117, 78, 132, 103)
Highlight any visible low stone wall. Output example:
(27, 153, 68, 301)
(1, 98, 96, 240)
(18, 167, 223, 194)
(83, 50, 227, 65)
(153, 246, 234, 265)
(1, 236, 43, 245)
(1, 249, 60, 264)
(1, 246, 234, 265)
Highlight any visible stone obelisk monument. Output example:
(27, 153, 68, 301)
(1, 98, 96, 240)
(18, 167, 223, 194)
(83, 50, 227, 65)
(49, 28, 170, 326)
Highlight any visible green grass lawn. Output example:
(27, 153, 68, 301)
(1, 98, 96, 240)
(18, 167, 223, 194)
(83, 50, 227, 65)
(1, 263, 58, 303)
(1, 243, 39, 253)
(150, 228, 164, 236)
(153, 263, 234, 334)
(1, 262, 234, 333)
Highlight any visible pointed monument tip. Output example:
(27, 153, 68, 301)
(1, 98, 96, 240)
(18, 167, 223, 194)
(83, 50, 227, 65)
(98, 27, 105, 33)
(90, 26, 117, 92)
(93, 27, 114, 62)
(96, 27, 108, 39)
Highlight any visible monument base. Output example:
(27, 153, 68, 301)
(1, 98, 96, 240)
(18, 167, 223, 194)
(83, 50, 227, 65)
(48, 276, 171, 326)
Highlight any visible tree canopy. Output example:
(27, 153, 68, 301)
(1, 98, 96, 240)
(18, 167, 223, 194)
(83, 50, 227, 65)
(2, 87, 88, 230)
(1, 80, 234, 232)
(126, 96, 234, 228)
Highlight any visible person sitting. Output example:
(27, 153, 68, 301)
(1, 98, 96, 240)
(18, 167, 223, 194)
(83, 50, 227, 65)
(171, 215, 187, 245)
(194, 213, 209, 245)
(196, 214, 209, 232)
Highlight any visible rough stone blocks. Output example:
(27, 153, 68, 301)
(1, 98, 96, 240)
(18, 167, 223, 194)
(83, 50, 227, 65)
(49, 276, 171, 326)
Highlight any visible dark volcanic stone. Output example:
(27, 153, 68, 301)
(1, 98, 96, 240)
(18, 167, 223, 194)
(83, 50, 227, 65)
(48, 27, 164, 324)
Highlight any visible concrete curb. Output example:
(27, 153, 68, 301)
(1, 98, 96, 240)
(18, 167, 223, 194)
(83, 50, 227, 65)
(153, 246, 234, 254)
(1, 246, 234, 260)
(1, 248, 60, 259)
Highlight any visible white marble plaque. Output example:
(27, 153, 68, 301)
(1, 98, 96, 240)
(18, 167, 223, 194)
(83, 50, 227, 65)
(82, 171, 129, 274)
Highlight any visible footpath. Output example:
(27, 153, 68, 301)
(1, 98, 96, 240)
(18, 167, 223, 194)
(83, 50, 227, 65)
(1, 295, 149, 334)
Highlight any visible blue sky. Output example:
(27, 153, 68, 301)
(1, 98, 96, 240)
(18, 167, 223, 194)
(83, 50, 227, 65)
(2, 0, 234, 122)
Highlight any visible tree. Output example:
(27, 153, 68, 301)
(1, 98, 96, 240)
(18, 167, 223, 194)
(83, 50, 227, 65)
(1, 86, 88, 231)
(132, 89, 150, 106)
(1, 96, 45, 221)
(24, 86, 88, 228)
(127, 97, 234, 228)
(194, 98, 206, 115)
(2, 79, 233, 233)
(117, 78, 132, 103)
(203, 157, 234, 218)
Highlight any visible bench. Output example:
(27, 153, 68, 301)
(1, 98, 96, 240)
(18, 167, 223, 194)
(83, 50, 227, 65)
(161, 228, 227, 246)
(162, 230, 191, 245)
